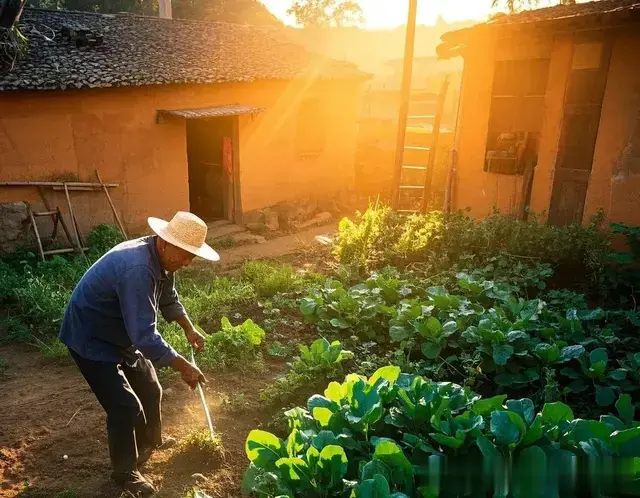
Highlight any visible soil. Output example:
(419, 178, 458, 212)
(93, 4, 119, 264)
(0, 342, 292, 498)
(0, 223, 340, 498)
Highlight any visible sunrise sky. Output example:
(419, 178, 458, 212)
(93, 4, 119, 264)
(260, 0, 560, 28)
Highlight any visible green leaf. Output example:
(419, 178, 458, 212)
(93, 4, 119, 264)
(286, 428, 304, 457)
(472, 395, 507, 417)
(595, 386, 616, 407)
(559, 367, 581, 379)
(330, 318, 349, 329)
(568, 378, 589, 393)
(372, 441, 413, 485)
(312, 431, 339, 451)
(559, 345, 585, 362)
(506, 398, 536, 426)
(492, 344, 514, 366)
(275, 457, 312, 489)
(506, 330, 529, 342)
(567, 420, 613, 443)
(490, 411, 526, 446)
(521, 414, 543, 446)
(600, 415, 625, 432)
(390, 324, 412, 342)
(616, 394, 635, 427)
(542, 402, 574, 425)
(421, 342, 442, 360)
(442, 320, 458, 336)
(589, 348, 608, 366)
(610, 427, 640, 457)
(361, 460, 392, 482)
(354, 474, 391, 498)
(534, 343, 560, 363)
(307, 395, 338, 413)
(369, 366, 401, 388)
(299, 297, 317, 316)
(430, 432, 465, 449)
(313, 407, 334, 427)
(426, 316, 442, 335)
(609, 368, 628, 381)
(306, 446, 320, 473)
(245, 430, 286, 469)
(317, 445, 348, 488)
(324, 382, 344, 403)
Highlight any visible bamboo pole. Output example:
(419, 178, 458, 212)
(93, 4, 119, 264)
(95, 170, 128, 239)
(28, 208, 46, 262)
(391, 0, 419, 210)
(63, 183, 84, 255)
(0, 181, 118, 188)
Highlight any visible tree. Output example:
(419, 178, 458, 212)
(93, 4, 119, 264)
(286, 0, 364, 27)
(492, 0, 576, 14)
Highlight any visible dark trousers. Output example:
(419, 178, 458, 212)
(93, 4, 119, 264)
(69, 349, 163, 475)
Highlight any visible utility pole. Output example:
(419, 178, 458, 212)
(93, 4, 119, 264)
(391, 0, 418, 209)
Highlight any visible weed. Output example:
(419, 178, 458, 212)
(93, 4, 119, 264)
(180, 429, 223, 456)
(54, 490, 78, 498)
(36, 338, 70, 360)
(0, 358, 7, 378)
(241, 261, 301, 298)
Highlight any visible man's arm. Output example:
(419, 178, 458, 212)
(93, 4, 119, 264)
(159, 274, 205, 351)
(117, 266, 206, 387)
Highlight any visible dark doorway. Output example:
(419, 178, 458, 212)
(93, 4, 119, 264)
(186, 117, 233, 222)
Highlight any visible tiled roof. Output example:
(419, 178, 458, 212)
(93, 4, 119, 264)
(485, 0, 640, 26)
(0, 8, 366, 91)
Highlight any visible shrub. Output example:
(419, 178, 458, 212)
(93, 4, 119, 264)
(243, 368, 640, 498)
(334, 205, 610, 286)
(242, 261, 301, 298)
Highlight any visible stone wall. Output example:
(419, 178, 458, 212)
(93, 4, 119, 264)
(0, 202, 30, 254)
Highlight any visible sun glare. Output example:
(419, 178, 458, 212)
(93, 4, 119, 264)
(261, 0, 497, 28)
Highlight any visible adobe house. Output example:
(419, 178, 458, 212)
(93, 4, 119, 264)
(0, 8, 367, 236)
(437, 0, 640, 226)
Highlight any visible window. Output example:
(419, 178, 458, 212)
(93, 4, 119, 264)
(485, 58, 550, 175)
(296, 98, 326, 158)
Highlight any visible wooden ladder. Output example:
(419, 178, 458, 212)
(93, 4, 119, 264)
(28, 206, 85, 261)
(393, 76, 450, 214)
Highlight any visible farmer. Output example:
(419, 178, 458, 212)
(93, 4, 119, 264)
(59, 211, 219, 496)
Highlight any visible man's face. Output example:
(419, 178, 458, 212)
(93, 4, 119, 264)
(158, 239, 197, 272)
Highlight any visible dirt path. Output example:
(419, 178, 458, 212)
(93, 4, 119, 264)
(212, 222, 337, 268)
(0, 343, 289, 497)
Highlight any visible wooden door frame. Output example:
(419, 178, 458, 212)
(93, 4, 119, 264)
(548, 31, 614, 226)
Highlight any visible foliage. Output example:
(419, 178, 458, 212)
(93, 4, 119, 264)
(244, 368, 640, 498)
(286, 0, 363, 27)
(300, 268, 640, 413)
(168, 318, 265, 371)
(260, 338, 353, 409)
(180, 428, 223, 456)
(0, 25, 28, 71)
(27, 0, 280, 24)
(335, 206, 609, 283)
(242, 261, 302, 298)
(601, 222, 640, 306)
(85, 224, 125, 256)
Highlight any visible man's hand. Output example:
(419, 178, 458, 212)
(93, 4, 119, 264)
(171, 356, 206, 390)
(185, 327, 206, 352)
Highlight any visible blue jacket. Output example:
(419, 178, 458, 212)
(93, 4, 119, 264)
(59, 236, 184, 367)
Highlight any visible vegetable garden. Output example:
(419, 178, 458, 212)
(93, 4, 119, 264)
(1, 206, 639, 497)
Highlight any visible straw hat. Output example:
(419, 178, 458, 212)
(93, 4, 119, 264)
(148, 212, 220, 261)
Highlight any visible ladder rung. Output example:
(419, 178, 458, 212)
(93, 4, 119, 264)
(407, 115, 436, 119)
(43, 247, 88, 256)
(404, 146, 430, 151)
(402, 165, 427, 171)
(34, 210, 59, 217)
(399, 185, 425, 189)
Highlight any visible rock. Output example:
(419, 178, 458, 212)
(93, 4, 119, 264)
(264, 210, 279, 231)
(242, 209, 264, 225)
(230, 232, 267, 245)
(163, 388, 173, 396)
(296, 212, 333, 230)
(245, 222, 268, 234)
(206, 224, 245, 242)
(191, 473, 208, 483)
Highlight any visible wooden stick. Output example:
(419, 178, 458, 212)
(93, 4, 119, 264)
(52, 186, 104, 191)
(0, 181, 118, 187)
(64, 183, 83, 254)
(95, 170, 128, 239)
(28, 207, 46, 262)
